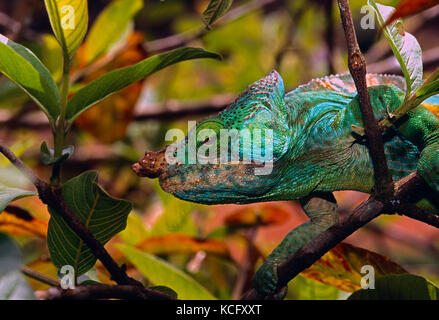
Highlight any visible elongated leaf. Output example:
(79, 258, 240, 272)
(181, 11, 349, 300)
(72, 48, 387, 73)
(84, 0, 143, 64)
(44, 0, 88, 58)
(369, 1, 423, 98)
(0, 35, 60, 122)
(0, 270, 35, 300)
(41, 34, 63, 83)
(0, 185, 37, 214)
(66, 47, 221, 121)
(117, 244, 216, 300)
(348, 274, 439, 300)
(202, 0, 234, 28)
(416, 79, 439, 100)
(0, 233, 22, 277)
(301, 243, 407, 292)
(47, 171, 132, 276)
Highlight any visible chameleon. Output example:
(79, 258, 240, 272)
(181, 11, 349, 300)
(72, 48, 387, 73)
(132, 70, 439, 297)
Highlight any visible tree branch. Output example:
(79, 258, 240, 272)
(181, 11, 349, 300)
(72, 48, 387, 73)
(242, 172, 437, 299)
(242, 0, 439, 300)
(337, 0, 393, 197)
(0, 142, 172, 299)
(37, 284, 173, 300)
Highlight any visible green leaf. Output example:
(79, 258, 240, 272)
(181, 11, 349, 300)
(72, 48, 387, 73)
(0, 34, 60, 122)
(0, 270, 35, 300)
(40, 141, 74, 165)
(368, 1, 423, 99)
(0, 233, 22, 277)
(416, 79, 439, 100)
(150, 197, 197, 237)
(348, 274, 439, 300)
(66, 47, 222, 121)
(202, 0, 234, 29)
(117, 244, 216, 300)
(47, 171, 132, 276)
(83, 0, 143, 64)
(44, 0, 88, 59)
(288, 276, 340, 300)
(0, 185, 37, 214)
(0, 78, 29, 109)
(148, 285, 178, 299)
(41, 34, 64, 83)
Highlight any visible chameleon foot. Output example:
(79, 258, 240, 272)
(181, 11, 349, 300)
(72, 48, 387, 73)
(252, 259, 287, 299)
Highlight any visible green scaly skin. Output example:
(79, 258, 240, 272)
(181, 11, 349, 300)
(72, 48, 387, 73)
(133, 70, 439, 298)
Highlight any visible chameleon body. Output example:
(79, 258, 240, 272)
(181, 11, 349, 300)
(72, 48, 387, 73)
(132, 71, 439, 297)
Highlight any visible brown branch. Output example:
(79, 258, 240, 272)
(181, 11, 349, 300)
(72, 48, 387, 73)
(242, 172, 436, 299)
(242, 1, 439, 300)
(37, 284, 173, 300)
(0, 94, 235, 131)
(134, 93, 233, 121)
(21, 266, 59, 287)
(338, 0, 393, 197)
(0, 142, 172, 300)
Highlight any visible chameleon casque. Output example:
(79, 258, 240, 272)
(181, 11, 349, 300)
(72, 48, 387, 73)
(132, 70, 439, 297)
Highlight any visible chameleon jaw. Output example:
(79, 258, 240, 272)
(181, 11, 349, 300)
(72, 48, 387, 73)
(131, 148, 168, 178)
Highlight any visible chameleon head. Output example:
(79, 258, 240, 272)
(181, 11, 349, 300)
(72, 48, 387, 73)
(132, 71, 292, 204)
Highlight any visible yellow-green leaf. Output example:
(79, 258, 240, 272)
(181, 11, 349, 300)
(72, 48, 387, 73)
(83, 0, 143, 64)
(117, 244, 216, 300)
(301, 243, 407, 292)
(66, 47, 221, 122)
(44, 0, 88, 59)
(0, 35, 60, 122)
(349, 274, 439, 300)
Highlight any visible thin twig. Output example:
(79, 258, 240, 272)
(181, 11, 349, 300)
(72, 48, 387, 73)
(21, 266, 59, 287)
(0, 142, 172, 300)
(242, 0, 439, 300)
(37, 284, 173, 300)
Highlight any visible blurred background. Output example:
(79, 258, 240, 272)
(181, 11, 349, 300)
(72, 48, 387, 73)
(1, 0, 439, 299)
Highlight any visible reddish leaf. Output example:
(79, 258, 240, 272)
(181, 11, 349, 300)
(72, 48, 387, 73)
(224, 204, 291, 228)
(136, 233, 230, 258)
(301, 243, 407, 292)
(384, 0, 439, 27)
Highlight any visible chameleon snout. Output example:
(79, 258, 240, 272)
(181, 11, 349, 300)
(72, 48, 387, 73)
(132, 148, 168, 178)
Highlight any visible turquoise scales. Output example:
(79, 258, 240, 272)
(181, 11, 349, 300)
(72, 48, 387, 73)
(132, 71, 439, 297)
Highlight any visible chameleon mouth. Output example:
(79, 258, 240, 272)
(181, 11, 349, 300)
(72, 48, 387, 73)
(131, 147, 168, 178)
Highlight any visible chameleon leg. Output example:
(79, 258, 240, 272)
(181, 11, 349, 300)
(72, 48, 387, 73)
(418, 142, 439, 192)
(252, 193, 339, 298)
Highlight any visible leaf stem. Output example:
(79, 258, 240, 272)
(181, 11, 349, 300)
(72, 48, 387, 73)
(51, 53, 70, 186)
